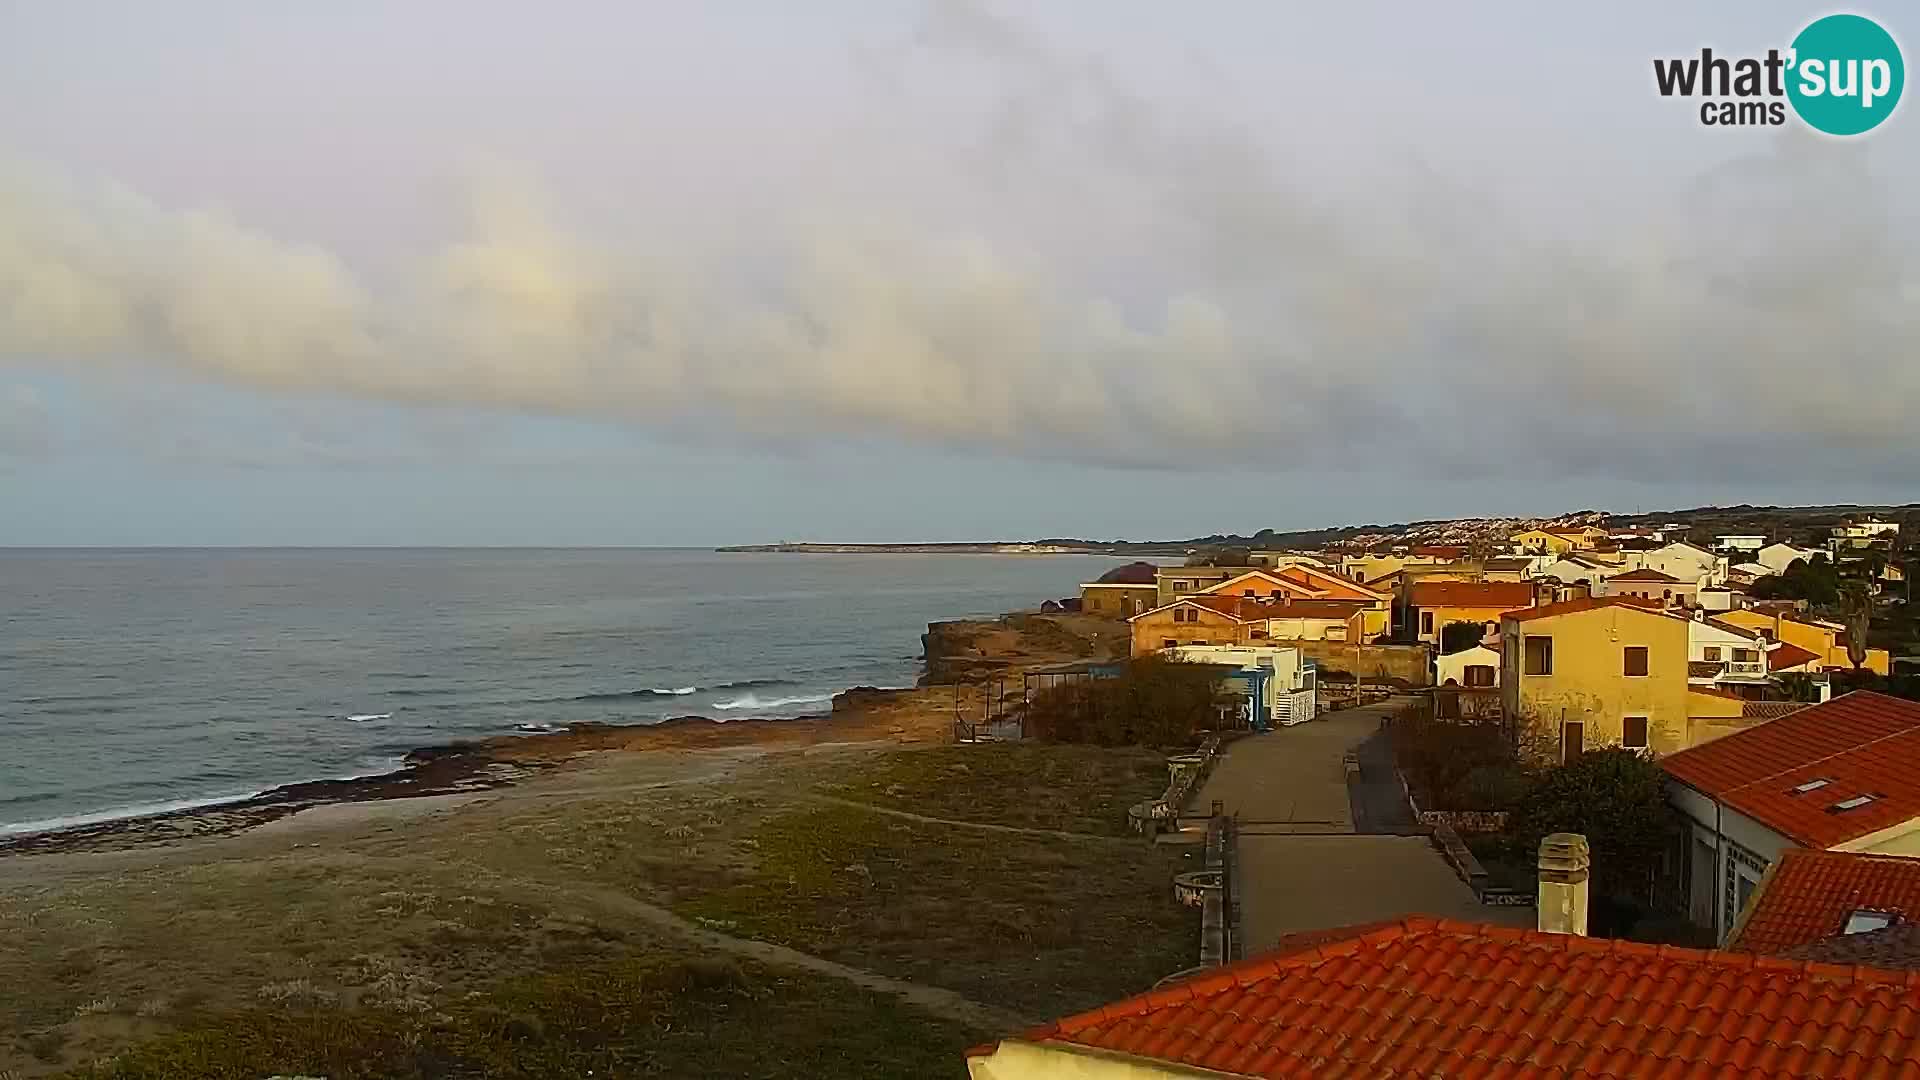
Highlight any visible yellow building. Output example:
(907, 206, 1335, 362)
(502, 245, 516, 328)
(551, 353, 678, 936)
(1510, 529, 1579, 556)
(1407, 580, 1538, 644)
(1714, 609, 1892, 675)
(1127, 597, 1247, 657)
(1500, 597, 1692, 759)
(1078, 582, 1158, 619)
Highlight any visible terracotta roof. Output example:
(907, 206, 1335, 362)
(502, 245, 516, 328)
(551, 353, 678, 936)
(1661, 692, 1920, 848)
(1729, 850, 1920, 956)
(1745, 700, 1813, 720)
(1689, 660, 1727, 679)
(968, 916, 1920, 1078)
(1769, 641, 1823, 672)
(1502, 595, 1666, 623)
(1608, 567, 1687, 583)
(1408, 581, 1536, 609)
(1783, 924, 1920, 971)
(1482, 557, 1535, 571)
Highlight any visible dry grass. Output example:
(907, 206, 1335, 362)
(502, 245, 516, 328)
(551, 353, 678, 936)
(826, 742, 1172, 836)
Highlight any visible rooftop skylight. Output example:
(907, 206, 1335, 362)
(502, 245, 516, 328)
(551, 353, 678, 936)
(1789, 778, 1832, 795)
(1827, 794, 1882, 813)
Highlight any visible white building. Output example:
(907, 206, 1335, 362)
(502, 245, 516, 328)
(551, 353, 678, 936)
(1754, 542, 1816, 576)
(1435, 643, 1500, 689)
(1624, 541, 1728, 588)
(1537, 554, 1611, 588)
(1663, 692, 1920, 944)
(1166, 644, 1317, 726)
(1715, 535, 1766, 554)
(1687, 617, 1770, 689)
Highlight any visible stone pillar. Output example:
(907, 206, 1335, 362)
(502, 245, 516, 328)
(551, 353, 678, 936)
(1537, 832, 1590, 936)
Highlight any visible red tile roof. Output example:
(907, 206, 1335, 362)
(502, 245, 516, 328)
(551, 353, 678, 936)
(1744, 701, 1813, 721)
(968, 916, 1920, 1078)
(1784, 924, 1920, 970)
(1408, 581, 1536, 609)
(1609, 567, 1687, 583)
(1661, 692, 1920, 847)
(1729, 850, 1920, 956)
(1502, 595, 1666, 623)
(1769, 641, 1823, 672)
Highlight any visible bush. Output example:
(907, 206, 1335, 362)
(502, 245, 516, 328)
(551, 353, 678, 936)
(1025, 657, 1228, 746)
(1389, 709, 1519, 811)
(1439, 621, 1486, 656)
(1504, 748, 1675, 899)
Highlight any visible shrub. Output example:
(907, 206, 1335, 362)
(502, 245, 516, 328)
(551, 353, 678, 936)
(1025, 657, 1228, 746)
(1389, 708, 1518, 811)
(1504, 748, 1676, 899)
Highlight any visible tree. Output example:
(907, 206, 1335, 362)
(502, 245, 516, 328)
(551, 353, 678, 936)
(1439, 620, 1488, 655)
(1504, 749, 1676, 899)
(1025, 656, 1231, 746)
(1771, 672, 1821, 703)
(1843, 584, 1872, 672)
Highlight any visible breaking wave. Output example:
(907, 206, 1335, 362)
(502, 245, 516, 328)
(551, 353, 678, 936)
(710, 692, 835, 713)
(568, 678, 785, 703)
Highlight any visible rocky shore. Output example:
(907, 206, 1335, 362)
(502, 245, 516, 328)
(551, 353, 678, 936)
(1, 611, 1127, 860)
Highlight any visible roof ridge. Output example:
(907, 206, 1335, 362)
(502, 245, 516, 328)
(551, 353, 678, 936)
(1675, 693, 1920, 796)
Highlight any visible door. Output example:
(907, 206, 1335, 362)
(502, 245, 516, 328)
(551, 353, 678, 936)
(1689, 838, 1717, 929)
(1561, 720, 1584, 764)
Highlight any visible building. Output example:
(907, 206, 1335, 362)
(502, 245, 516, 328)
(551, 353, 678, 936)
(1725, 849, 1920, 957)
(1715, 534, 1766, 554)
(1536, 554, 1612, 588)
(1128, 596, 1368, 657)
(1688, 616, 1772, 691)
(1199, 569, 1325, 603)
(1509, 528, 1579, 556)
(1406, 580, 1537, 646)
(1500, 597, 1691, 759)
(1715, 609, 1893, 675)
(1662, 692, 1920, 943)
(1833, 517, 1901, 550)
(1756, 541, 1818, 575)
(965, 913, 1920, 1079)
(1622, 540, 1727, 587)
(1248, 601, 1372, 643)
(1159, 565, 1390, 639)
(1128, 597, 1254, 656)
(1435, 642, 1499, 688)
(1597, 567, 1699, 609)
(1478, 556, 1535, 582)
(1153, 566, 1253, 606)
(1079, 582, 1158, 618)
(1164, 644, 1317, 726)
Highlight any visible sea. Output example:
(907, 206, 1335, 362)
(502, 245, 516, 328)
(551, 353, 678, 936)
(0, 548, 1120, 836)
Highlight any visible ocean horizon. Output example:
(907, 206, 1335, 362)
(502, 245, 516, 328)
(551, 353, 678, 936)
(0, 548, 1121, 835)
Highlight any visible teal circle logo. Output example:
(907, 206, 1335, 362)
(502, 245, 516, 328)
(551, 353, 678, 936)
(1787, 14, 1904, 135)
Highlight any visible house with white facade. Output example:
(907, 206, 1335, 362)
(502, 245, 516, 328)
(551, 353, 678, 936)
(1598, 567, 1699, 609)
(1165, 644, 1318, 726)
(1537, 554, 1612, 588)
(1715, 535, 1766, 554)
(1624, 541, 1727, 588)
(1662, 692, 1920, 944)
(1435, 643, 1500, 688)
(1755, 542, 1817, 576)
(1688, 617, 1771, 691)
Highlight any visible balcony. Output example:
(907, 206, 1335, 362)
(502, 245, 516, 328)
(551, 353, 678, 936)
(1725, 661, 1766, 677)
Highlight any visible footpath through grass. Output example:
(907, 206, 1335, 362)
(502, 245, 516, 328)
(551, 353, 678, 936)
(673, 743, 1197, 1018)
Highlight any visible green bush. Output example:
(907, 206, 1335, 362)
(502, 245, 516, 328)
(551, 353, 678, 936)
(1025, 657, 1227, 746)
(1504, 748, 1676, 899)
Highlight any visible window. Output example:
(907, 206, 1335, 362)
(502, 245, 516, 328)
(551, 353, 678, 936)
(1249, 629, 1267, 640)
(1733, 648, 1757, 663)
(1624, 647, 1649, 677)
(1242, 589, 1256, 598)
(1524, 636, 1554, 676)
(1788, 778, 1832, 795)
(1622, 716, 1649, 749)
(1420, 611, 1435, 635)
(1844, 910, 1897, 935)
(1162, 638, 1177, 649)
(1465, 665, 1495, 688)
(1703, 646, 1721, 662)
(1829, 794, 1882, 813)
(1173, 581, 1191, 593)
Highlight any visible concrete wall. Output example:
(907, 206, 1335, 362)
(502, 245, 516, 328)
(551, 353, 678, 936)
(1282, 640, 1430, 687)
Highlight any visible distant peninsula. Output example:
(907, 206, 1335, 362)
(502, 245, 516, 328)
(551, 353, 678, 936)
(714, 541, 1112, 554)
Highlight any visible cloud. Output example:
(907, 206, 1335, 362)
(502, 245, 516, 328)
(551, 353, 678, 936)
(0, 1, 1915, 483)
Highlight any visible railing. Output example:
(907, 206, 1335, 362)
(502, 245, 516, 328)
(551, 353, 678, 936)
(1725, 661, 1765, 676)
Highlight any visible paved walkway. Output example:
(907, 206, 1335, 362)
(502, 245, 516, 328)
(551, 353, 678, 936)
(1188, 698, 1531, 952)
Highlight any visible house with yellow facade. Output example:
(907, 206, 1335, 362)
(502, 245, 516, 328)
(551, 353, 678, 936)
(1126, 596, 1249, 656)
(1232, 563, 1391, 639)
(1510, 529, 1579, 556)
(1077, 582, 1158, 618)
(1714, 609, 1892, 675)
(1127, 594, 1370, 656)
(1500, 597, 1693, 760)
(1406, 580, 1538, 645)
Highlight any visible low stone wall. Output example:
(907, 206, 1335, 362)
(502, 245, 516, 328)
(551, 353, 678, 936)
(1286, 640, 1430, 687)
(1127, 734, 1225, 835)
(1417, 809, 1510, 835)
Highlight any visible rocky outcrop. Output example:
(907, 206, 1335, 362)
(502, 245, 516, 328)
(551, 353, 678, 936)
(920, 612, 1127, 686)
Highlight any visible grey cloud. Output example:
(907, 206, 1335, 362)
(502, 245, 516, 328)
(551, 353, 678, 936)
(0, 2, 1915, 483)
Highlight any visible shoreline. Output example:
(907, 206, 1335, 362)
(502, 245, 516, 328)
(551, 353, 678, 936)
(0, 690, 935, 859)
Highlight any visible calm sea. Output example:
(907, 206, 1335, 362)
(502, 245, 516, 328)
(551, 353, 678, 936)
(0, 548, 1118, 834)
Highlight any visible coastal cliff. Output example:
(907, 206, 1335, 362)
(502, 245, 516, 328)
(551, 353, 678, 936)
(920, 611, 1126, 685)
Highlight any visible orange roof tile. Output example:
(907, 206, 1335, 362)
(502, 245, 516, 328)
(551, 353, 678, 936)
(1661, 692, 1920, 847)
(1502, 594, 1666, 623)
(968, 916, 1920, 1078)
(1769, 641, 1823, 672)
(1729, 850, 1920, 957)
(1407, 581, 1536, 609)
(1784, 924, 1920, 970)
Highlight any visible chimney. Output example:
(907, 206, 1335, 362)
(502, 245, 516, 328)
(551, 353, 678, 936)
(1537, 833, 1590, 936)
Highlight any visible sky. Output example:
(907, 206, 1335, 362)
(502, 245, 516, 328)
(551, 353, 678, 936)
(1, 1, 1916, 545)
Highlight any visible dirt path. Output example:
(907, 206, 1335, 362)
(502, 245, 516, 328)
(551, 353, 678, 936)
(563, 882, 1027, 1033)
(803, 794, 1135, 845)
